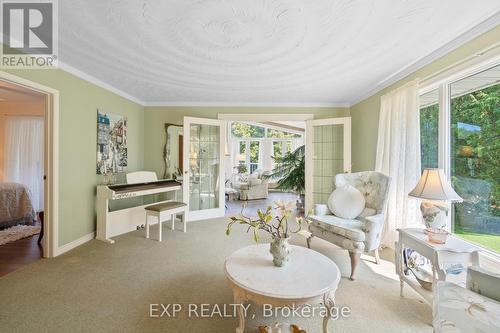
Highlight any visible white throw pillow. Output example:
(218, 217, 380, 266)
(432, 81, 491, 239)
(327, 185, 366, 219)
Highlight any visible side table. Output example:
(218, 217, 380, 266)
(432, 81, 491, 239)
(395, 228, 480, 305)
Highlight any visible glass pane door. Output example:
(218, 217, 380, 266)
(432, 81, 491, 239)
(183, 117, 225, 221)
(305, 118, 351, 213)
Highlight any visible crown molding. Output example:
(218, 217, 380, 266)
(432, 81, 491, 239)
(57, 63, 350, 108)
(350, 10, 500, 107)
(143, 101, 351, 108)
(58, 61, 145, 105)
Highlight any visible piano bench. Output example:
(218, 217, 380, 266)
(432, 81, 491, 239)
(145, 202, 187, 241)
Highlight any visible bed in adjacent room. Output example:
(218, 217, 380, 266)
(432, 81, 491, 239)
(0, 182, 37, 229)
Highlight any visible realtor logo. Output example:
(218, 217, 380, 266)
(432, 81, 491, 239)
(1, 0, 58, 68)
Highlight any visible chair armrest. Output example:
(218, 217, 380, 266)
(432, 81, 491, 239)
(361, 214, 384, 251)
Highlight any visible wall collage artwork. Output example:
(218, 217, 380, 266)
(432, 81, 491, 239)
(96, 109, 127, 175)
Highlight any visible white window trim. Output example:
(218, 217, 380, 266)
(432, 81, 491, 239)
(418, 47, 500, 259)
(230, 120, 305, 173)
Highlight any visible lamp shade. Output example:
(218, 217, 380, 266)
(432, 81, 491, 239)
(409, 168, 463, 202)
(236, 153, 246, 161)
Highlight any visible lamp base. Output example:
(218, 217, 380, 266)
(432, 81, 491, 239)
(420, 201, 448, 229)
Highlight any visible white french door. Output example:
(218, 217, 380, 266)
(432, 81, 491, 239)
(305, 117, 351, 213)
(183, 117, 226, 221)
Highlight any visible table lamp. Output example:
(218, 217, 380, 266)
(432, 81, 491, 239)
(409, 169, 462, 237)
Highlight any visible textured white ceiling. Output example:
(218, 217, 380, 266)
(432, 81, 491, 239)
(59, 0, 500, 106)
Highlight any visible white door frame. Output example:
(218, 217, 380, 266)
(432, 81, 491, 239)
(183, 117, 226, 221)
(217, 113, 314, 122)
(305, 117, 351, 213)
(0, 71, 59, 258)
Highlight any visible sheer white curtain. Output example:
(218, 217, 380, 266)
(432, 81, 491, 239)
(375, 80, 421, 248)
(260, 139, 275, 171)
(226, 139, 239, 182)
(4, 116, 44, 211)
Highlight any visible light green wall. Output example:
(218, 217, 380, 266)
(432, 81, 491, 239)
(350, 25, 500, 172)
(144, 106, 349, 176)
(3, 69, 144, 246)
(6, 23, 494, 246)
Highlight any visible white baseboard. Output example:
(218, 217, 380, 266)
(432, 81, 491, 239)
(55, 232, 95, 256)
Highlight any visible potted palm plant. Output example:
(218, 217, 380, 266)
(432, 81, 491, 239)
(264, 145, 306, 210)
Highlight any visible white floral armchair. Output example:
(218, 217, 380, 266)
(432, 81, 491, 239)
(232, 170, 270, 200)
(307, 171, 390, 280)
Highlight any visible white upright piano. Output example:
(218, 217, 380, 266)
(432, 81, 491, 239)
(96, 179, 182, 243)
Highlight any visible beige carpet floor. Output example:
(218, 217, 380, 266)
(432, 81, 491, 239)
(0, 217, 431, 332)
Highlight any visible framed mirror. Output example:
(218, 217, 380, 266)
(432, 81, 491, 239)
(164, 123, 183, 179)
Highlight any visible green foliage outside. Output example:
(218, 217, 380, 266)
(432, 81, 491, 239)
(249, 141, 259, 164)
(267, 128, 301, 138)
(273, 142, 283, 160)
(420, 83, 499, 252)
(420, 103, 439, 170)
(455, 226, 500, 253)
(450, 83, 499, 216)
(231, 123, 265, 138)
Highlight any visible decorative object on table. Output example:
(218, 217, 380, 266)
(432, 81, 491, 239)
(259, 323, 308, 333)
(264, 145, 305, 211)
(269, 236, 291, 267)
(96, 110, 127, 174)
(408, 168, 462, 243)
(226, 201, 310, 267)
(403, 248, 433, 291)
(426, 228, 449, 244)
(307, 171, 391, 280)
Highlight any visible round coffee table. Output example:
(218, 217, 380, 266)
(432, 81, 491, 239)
(224, 244, 340, 333)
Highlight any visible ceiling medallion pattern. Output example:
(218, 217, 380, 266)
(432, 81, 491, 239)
(59, 0, 500, 104)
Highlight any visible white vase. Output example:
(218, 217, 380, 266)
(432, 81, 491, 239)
(269, 237, 291, 267)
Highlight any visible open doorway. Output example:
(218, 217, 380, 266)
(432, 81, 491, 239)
(180, 114, 350, 222)
(0, 80, 46, 276)
(218, 113, 351, 220)
(224, 120, 306, 217)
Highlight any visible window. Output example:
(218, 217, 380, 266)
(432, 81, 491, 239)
(267, 128, 301, 138)
(419, 62, 500, 253)
(230, 121, 304, 175)
(231, 122, 265, 138)
(450, 65, 500, 253)
(419, 89, 439, 171)
(273, 141, 283, 160)
(249, 141, 259, 174)
(236, 140, 260, 174)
